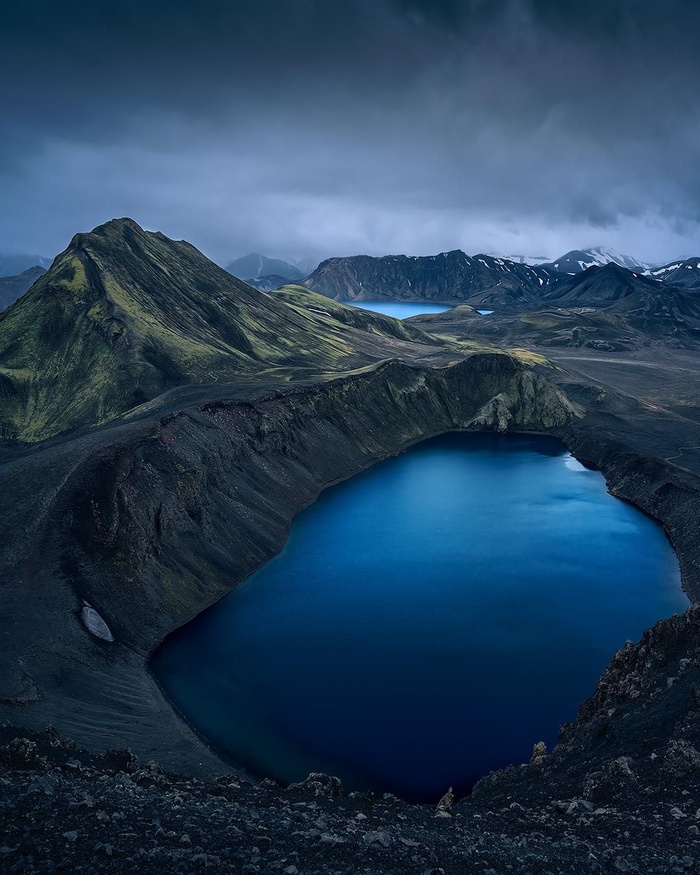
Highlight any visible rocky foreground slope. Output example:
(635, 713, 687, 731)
(2, 628, 700, 875)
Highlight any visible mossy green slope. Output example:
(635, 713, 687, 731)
(0, 219, 441, 443)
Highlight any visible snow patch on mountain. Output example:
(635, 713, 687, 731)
(547, 248, 652, 275)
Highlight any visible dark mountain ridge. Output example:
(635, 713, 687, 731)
(544, 262, 663, 306)
(304, 249, 564, 306)
(410, 263, 700, 353)
(645, 257, 700, 291)
(544, 263, 700, 323)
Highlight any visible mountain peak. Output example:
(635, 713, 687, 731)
(595, 261, 637, 279)
(547, 248, 650, 275)
(67, 217, 149, 250)
(0, 224, 437, 442)
(544, 260, 663, 308)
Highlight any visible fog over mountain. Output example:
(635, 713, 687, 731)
(1, 1, 699, 264)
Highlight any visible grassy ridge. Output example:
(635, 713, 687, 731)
(0, 220, 443, 442)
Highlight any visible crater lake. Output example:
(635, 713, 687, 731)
(151, 433, 686, 802)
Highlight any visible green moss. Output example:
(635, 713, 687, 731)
(508, 348, 549, 366)
(0, 220, 470, 443)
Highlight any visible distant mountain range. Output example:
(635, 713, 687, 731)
(407, 261, 700, 353)
(0, 253, 52, 277)
(303, 251, 561, 307)
(644, 258, 700, 291)
(542, 263, 700, 320)
(303, 247, 700, 307)
(543, 248, 652, 274)
(225, 253, 305, 284)
(0, 266, 47, 311)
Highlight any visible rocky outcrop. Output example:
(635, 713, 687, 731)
(563, 431, 700, 604)
(472, 606, 700, 808)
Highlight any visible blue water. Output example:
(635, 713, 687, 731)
(151, 433, 686, 802)
(477, 309, 494, 315)
(349, 300, 451, 319)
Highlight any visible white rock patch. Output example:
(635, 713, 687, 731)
(81, 606, 114, 642)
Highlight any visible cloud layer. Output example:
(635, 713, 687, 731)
(2, 1, 699, 264)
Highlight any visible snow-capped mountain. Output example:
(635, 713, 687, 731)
(546, 248, 652, 275)
(644, 258, 700, 291)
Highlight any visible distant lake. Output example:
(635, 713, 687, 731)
(152, 433, 686, 802)
(348, 301, 451, 319)
(477, 309, 494, 315)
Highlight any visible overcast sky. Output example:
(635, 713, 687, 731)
(1, 0, 699, 265)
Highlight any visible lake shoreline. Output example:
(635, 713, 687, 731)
(151, 432, 684, 801)
(1, 353, 699, 788)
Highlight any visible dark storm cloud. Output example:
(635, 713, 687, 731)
(1, 1, 699, 263)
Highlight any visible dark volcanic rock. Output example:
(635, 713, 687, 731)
(472, 606, 700, 810)
(0, 723, 698, 875)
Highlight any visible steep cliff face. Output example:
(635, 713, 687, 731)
(0, 353, 582, 770)
(472, 605, 700, 807)
(59, 354, 581, 652)
(467, 429, 700, 806)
